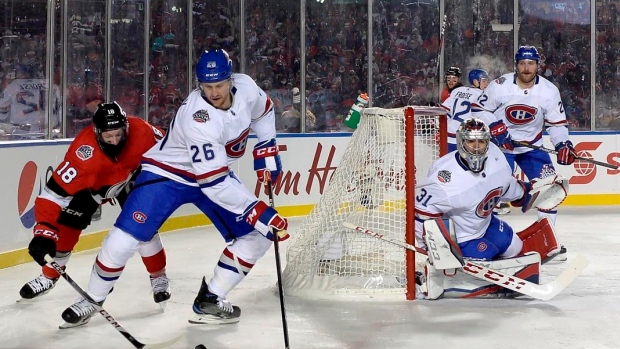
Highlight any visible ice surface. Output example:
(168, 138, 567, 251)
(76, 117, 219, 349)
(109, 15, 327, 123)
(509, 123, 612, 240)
(0, 207, 618, 349)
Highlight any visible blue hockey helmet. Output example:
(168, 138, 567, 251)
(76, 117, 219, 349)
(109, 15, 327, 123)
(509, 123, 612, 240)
(196, 49, 233, 83)
(468, 69, 489, 86)
(515, 46, 540, 63)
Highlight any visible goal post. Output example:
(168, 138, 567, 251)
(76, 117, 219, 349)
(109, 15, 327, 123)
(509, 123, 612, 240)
(282, 106, 447, 300)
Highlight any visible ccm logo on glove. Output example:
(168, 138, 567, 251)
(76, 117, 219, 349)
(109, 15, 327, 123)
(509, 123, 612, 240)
(34, 228, 59, 241)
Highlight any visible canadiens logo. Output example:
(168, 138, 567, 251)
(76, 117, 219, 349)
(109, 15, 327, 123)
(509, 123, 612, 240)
(495, 76, 506, 84)
(437, 170, 451, 183)
(75, 145, 94, 160)
(505, 104, 537, 125)
(133, 211, 147, 223)
(193, 110, 210, 123)
(477, 242, 488, 252)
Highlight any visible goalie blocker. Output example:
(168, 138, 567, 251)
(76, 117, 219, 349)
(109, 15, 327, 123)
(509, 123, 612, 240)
(420, 217, 560, 299)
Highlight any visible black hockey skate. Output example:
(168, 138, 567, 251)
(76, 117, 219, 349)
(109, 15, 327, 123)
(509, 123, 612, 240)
(59, 297, 102, 329)
(189, 277, 240, 324)
(150, 273, 171, 309)
(19, 274, 58, 300)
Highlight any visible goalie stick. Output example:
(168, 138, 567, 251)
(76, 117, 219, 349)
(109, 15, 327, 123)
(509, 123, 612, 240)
(342, 222, 589, 301)
(514, 140, 618, 169)
(44, 255, 184, 349)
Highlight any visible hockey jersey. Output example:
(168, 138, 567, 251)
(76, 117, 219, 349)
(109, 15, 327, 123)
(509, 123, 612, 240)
(441, 86, 484, 146)
(472, 73, 569, 154)
(414, 144, 526, 244)
(141, 73, 276, 214)
(38, 116, 164, 210)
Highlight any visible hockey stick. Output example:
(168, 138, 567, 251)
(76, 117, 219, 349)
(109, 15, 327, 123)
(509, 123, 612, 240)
(264, 175, 291, 349)
(434, 14, 447, 105)
(44, 255, 184, 349)
(342, 222, 589, 301)
(514, 141, 618, 169)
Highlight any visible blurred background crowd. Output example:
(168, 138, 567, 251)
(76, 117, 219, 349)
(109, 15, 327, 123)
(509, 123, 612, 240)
(0, 0, 619, 140)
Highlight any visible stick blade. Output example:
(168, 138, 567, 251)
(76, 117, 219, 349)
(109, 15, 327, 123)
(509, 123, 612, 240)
(142, 332, 186, 349)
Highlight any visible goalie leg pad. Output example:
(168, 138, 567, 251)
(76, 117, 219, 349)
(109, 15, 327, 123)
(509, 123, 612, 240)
(422, 259, 445, 300)
(423, 219, 465, 269)
(443, 252, 541, 299)
(518, 217, 560, 263)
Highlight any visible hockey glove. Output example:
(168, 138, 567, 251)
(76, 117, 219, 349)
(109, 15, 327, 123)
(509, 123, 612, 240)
(489, 120, 514, 151)
(510, 180, 534, 213)
(245, 201, 289, 241)
(57, 190, 100, 230)
(253, 139, 282, 183)
(555, 140, 576, 165)
(28, 224, 59, 266)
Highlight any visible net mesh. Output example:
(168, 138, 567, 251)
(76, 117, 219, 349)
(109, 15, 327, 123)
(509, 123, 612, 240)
(282, 106, 446, 299)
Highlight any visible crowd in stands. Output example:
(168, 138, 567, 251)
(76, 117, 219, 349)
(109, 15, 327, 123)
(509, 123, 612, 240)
(2, 0, 620, 139)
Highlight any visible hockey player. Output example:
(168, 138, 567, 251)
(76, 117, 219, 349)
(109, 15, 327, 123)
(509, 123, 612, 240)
(60, 48, 288, 327)
(414, 117, 565, 299)
(21, 102, 170, 313)
(471, 46, 574, 255)
(441, 68, 490, 152)
(440, 66, 463, 103)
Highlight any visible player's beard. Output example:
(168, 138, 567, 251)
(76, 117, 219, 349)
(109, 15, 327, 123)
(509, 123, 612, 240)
(517, 70, 536, 85)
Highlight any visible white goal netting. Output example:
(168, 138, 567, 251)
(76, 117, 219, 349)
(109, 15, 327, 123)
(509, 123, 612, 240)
(282, 106, 447, 299)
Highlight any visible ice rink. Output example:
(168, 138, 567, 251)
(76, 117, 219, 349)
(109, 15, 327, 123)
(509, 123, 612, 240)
(1, 206, 619, 349)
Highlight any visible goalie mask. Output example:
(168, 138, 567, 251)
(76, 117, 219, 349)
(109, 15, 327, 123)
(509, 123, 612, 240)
(93, 101, 128, 159)
(456, 118, 490, 173)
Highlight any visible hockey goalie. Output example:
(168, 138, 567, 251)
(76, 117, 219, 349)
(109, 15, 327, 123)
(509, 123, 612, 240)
(414, 117, 569, 299)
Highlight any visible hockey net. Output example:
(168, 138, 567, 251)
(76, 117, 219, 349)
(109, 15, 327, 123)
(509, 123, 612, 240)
(282, 106, 447, 300)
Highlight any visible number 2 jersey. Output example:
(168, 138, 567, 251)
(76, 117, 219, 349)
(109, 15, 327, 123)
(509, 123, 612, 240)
(472, 73, 569, 154)
(36, 117, 165, 228)
(414, 144, 526, 244)
(140, 73, 276, 215)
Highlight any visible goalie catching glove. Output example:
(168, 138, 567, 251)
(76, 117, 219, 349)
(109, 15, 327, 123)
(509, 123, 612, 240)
(244, 201, 289, 241)
(253, 138, 282, 183)
(511, 175, 569, 213)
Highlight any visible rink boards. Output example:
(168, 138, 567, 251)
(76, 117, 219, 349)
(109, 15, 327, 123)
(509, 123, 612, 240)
(0, 131, 619, 267)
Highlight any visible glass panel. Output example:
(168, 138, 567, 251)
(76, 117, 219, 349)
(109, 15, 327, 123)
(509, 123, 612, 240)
(65, 0, 106, 137)
(520, 0, 591, 131)
(110, 0, 146, 119)
(243, 1, 302, 133)
(192, 0, 240, 80)
(148, 0, 188, 129)
(305, 0, 367, 132)
(443, 0, 514, 102)
(595, 2, 619, 130)
(0, 0, 50, 140)
(373, 1, 439, 107)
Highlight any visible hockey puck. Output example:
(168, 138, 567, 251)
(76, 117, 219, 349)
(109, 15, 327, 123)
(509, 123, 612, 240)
(195, 345, 207, 349)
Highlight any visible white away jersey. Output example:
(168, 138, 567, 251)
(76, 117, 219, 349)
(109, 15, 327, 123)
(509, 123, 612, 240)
(472, 73, 569, 154)
(414, 144, 526, 244)
(141, 73, 276, 213)
(441, 86, 483, 145)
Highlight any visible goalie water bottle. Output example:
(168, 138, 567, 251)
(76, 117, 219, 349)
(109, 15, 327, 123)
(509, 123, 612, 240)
(344, 93, 368, 129)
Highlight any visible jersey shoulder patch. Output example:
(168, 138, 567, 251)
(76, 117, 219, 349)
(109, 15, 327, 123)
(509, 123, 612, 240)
(75, 145, 94, 161)
(437, 170, 452, 183)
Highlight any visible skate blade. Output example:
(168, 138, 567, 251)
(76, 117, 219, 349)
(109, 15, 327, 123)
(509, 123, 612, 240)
(158, 300, 168, 312)
(58, 318, 92, 329)
(188, 313, 239, 325)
